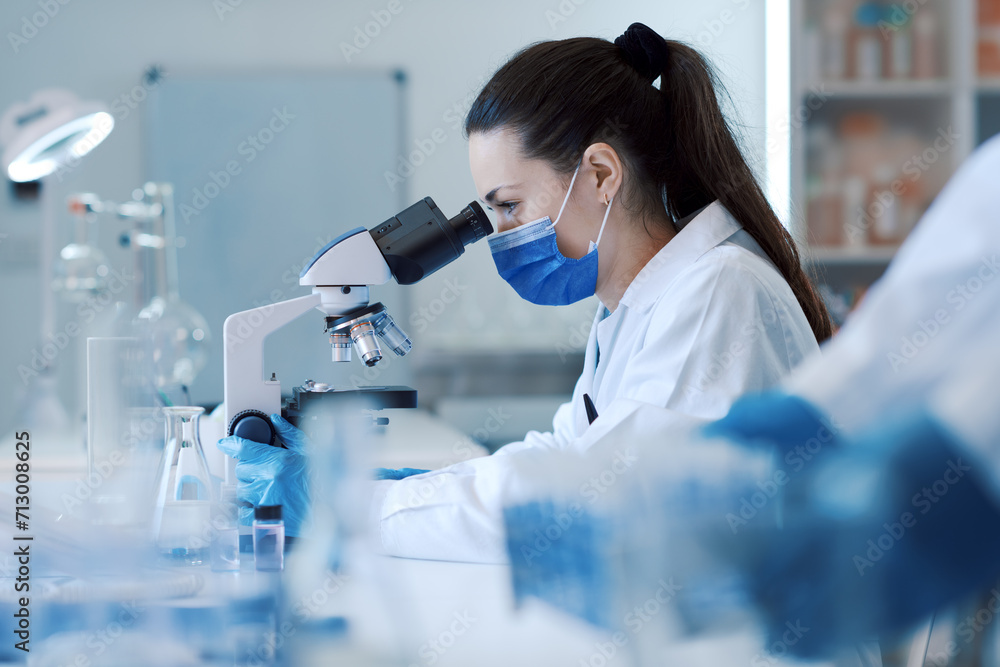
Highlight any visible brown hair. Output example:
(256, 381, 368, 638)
(465, 24, 832, 342)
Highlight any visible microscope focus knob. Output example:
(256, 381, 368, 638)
(228, 409, 278, 447)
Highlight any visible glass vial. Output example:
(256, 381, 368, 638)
(152, 406, 213, 564)
(253, 505, 285, 572)
(852, 2, 884, 80)
(210, 483, 241, 572)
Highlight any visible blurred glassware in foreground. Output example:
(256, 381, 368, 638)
(499, 412, 779, 667)
(152, 405, 215, 565)
(210, 483, 241, 572)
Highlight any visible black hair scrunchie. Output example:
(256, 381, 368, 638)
(614, 22, 669, 84)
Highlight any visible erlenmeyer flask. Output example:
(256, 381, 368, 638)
(152, 406, 214, 564)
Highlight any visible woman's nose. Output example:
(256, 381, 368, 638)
(496, 216, 534, 234)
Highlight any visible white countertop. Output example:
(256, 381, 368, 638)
(0, 413, 849, 667)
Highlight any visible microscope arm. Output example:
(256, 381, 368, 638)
(222, 292, 322, 484)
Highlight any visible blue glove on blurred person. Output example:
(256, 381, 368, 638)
(708, 392, 1000, 658)
(702, 390, 843, 455)
(372, 468, 429, 480)
(217, 414, 310, 537)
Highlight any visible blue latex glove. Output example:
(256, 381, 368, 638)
(504, 500, 618, 630)
(372, 467, 429, 480)
(709, 393, 1000, 658)
(217, 414, 310, 537)
(703, 390, 843, 455)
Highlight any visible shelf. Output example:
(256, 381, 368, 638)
(804, 79, 955, 98)
(791, 0, 979, 288)
(804, 246, 898, 264)
(978, 78, 1000, 92)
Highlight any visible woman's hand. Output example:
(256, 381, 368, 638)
(217, 414, 310, 536)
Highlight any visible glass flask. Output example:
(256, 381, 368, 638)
(136, 295, 211, 388)
(132, 182, 211, 390)
(152, 406, 214, 564)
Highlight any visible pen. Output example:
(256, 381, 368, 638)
(583, 393, 599, 425)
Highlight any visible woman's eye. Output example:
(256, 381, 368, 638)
(500, 201, 518, 214)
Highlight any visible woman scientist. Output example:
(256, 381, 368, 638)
(219, 23, 831, 562)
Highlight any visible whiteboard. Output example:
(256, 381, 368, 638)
(145, 71, 410, 405)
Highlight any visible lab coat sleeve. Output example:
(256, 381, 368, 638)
(371, 251, 816, 563)
(370, 398, 699, 563)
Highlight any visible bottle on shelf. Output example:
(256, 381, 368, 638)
(843, 175, 871, 247)
(867, 164, 903, 245)
(896, 176, 925, 241)
(822, 0, 851, 80)
(851, 2, 885, 80)
(803, 15, 824, 86)
(913, 6, 940, 79)
(980, 0, 1000, 76)
(838, 112, 889, 246)
(806, 125, 846, 246)
(885, 4, 914, 79)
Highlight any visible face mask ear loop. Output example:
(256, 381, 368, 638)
(593, 195, 614, 249)
(552, 163, 581, 227)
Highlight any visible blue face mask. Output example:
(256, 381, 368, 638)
(488, 164, 614, 306)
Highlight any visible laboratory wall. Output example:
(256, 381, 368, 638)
(0, 0, 766, 438)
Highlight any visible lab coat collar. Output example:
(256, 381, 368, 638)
(616, 200, 742, 314)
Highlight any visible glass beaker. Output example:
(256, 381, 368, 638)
(152, 406, 214, 564)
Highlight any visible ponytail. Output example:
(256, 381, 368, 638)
(652, 36, 833, 342)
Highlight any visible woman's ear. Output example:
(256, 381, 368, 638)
(583, 142, 624, 205)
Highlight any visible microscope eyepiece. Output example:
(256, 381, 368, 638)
(369, 198, 495, 285)
(448, 201, 491, 247)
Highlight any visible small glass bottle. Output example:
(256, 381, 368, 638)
(822, 1, 849, 80)
(913, 8, 939, 79)
(253, 505, 285, 572)
(210, 483, 241, 572)
(852, 2, 884, 81)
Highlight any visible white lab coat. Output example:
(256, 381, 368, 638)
(784, 133, 1000, 480)
(369, 200, 819, 563)
(758, 134, 1000, 667)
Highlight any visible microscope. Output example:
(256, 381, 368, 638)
(221, 197, 491, 482)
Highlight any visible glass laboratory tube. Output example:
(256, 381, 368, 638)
(152, 406, 213, 565)
(253, 505, 285, 572)
(210, 483, 240, 572)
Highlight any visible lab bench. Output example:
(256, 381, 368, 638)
(0, 411, 843, 666)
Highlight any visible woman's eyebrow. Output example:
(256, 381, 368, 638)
(482, 183, 520, 204)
